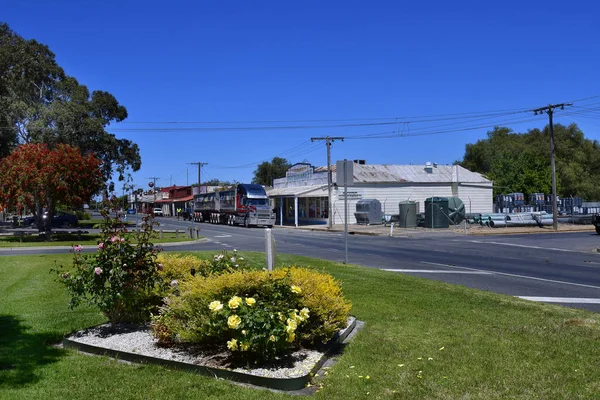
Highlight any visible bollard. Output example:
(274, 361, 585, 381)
(189, 227, 193, 239)
(160, 229, 163, 239)
(389, 222, 394, 237)
(175, 229, 179, 238)
(196, 228, 200, 238)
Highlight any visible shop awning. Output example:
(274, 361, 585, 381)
(267, 185, 328, 198)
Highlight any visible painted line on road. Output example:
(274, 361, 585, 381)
(214, 234, 232, 238)
(517, 296, 600, 304)
(421, 261, 600, 290)
(468, 240, 581, 253)
(382, 269, 491, 274)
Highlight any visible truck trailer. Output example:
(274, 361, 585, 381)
(192, 184, 275, 228)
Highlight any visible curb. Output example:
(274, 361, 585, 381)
(0, 238, 207, 252)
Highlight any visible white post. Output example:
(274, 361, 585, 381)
(279, 198, 283, 226)
(344, 161, 348, 264)
(265, 228, 276, 271)
(389, 222, 394, 237)
(294, 197, 299, 227)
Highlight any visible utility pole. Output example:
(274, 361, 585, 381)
(146, 176, 161, 210)
(311, 136, 344, 229)
(146, 177, 160, 190)
(188, 162, 208, 194)
(532, 103, 572, 231)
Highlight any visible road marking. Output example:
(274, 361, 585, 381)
(468, 240, 581, 253)
(517, 296, 600, 304)
(421, 261, 600, 290)
(382, 269, 491, 274)
(214, 234, 232, 238)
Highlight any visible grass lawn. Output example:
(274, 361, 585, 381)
(0, 232, 199, 248)
(1, 252, 599, 399)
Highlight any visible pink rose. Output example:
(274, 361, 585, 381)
(74, 245, 83, 252)
(94, 267, 103, 275)
(121, 238, 125, 242)
(110, 236, 119, 243)
(98, 242, 104, 250)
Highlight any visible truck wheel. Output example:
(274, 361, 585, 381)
(244, 216, 250, 228)
(596, 226, 600, 235)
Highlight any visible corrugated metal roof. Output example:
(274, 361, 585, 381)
(321, 163, 490, 184)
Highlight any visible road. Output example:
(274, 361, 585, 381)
(3, 216, 600, 312)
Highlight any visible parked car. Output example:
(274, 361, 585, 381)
(153, 208, 164, 217)
(22, 211, 78, 228)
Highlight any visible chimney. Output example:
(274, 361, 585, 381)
(425, 161, 433, 173)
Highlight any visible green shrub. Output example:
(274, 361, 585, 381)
(155, 251, 250, 297)
(151, 266, 351, 361)
(156, 253, 205, 282)
(271, 266, 352, 344)
(75, 210, 91, 220)
(54, 200, 163, 327)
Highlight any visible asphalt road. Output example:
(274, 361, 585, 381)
(3, 216, 600, 313)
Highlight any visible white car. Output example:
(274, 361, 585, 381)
(153, 208, 163, 217)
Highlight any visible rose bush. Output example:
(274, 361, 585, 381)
(55, 200, 163, 326)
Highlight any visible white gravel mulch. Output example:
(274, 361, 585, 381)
(66, 317, 357, 380)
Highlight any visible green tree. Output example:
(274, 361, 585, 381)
(0, 22, 140, 183)
(252, 157, 291, 186)
(459, 123, 600, 200)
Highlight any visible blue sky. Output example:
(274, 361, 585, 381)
(4, 1, 599, 190)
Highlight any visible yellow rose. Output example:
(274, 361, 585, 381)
(299, 307, 310, 320)
(228, 296, 242, 309)
(227, 339, 238, 350)
(228, 315, 242, 329)
(240, 342, 250, 351)
(291, 285, 302, 294)
(245, 297, 256, 307)
(286, 318, 297, 333)
(269, 335, 276, 342)
(287, 332, 296, 343)
(208, 300, 223, 313)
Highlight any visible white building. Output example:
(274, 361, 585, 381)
(267, 161, 493, 226)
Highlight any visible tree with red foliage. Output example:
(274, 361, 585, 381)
(0, 143, 102, 236)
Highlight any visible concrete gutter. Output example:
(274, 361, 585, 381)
(272, 223, 596, 237)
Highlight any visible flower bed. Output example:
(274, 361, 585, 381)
(63, 317, 361, 391)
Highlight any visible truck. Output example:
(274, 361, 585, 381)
(192, 184, 275, 228)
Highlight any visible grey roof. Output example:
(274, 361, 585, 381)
(329, 164, 490, 184)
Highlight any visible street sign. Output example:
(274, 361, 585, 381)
(336, 160, 354, 186)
